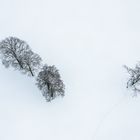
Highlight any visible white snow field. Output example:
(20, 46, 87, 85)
(0, 0, 140, 140)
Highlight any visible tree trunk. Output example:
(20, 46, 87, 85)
(16, 58, 23, 69)
(28, 65, 34, 76)
(12, 51, 23, 69)
(47, 83, 53, 97)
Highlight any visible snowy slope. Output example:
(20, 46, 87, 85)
(0, 0, 140, 140)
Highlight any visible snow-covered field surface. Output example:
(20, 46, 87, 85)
(0, 0, 140, 140)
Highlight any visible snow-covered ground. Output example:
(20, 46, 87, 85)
(0, 0, 140, 140)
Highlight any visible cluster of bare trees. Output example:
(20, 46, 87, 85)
(2, 37, 139, 101)
(0, 37, 65, 102)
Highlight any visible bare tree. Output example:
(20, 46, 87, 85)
(0, 37, 42, 76)
(36, 65, 65, 101)
(124, 64, 140, 94)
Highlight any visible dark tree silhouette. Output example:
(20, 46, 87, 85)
(36, 65, 65, 101)
(0, 37, 42, 76)
(124, 64, 140, 93)
(0, 36, 65, 102)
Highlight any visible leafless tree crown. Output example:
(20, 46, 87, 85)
(0, 37, 42, 76)
(124, 64, 140, 94)
(36, 65, 65, 101)
(0, 36, 65, 102)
